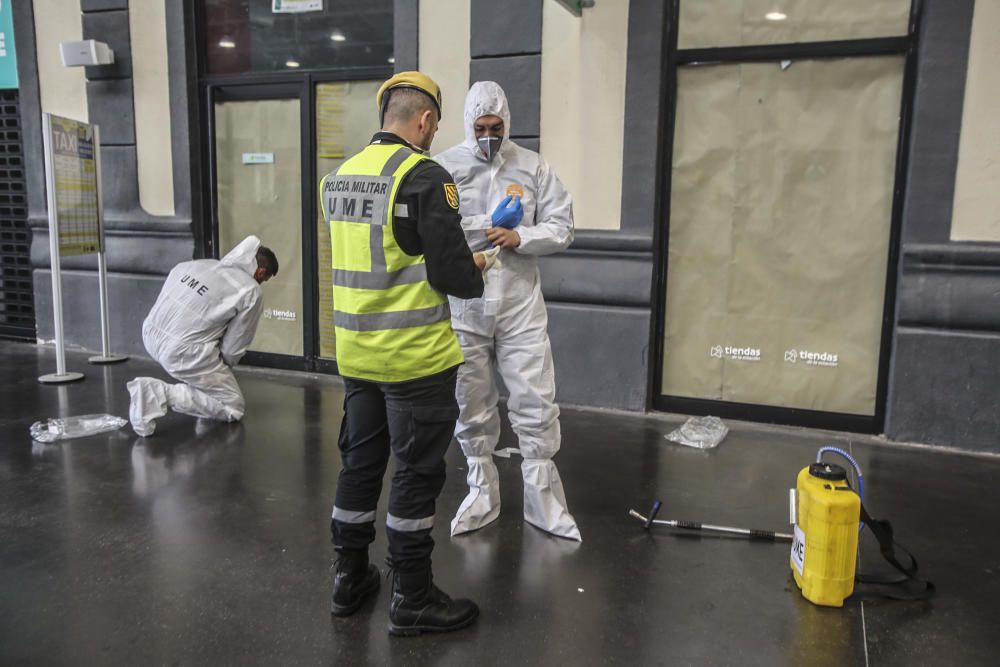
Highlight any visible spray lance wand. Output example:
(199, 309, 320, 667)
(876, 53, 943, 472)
(629, 500, 794, 542)
(629, 447, 864, 543)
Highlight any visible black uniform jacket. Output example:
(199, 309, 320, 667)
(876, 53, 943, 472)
(371, 132, 484, 300)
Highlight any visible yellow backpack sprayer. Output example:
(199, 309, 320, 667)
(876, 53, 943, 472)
(630, 445, 934, 606)
(791, 447, 863, 606)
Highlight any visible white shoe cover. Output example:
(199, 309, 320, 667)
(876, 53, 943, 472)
(521, 458, 581, 541)
(127, 378, 169, 437)
(451, 456, 502, 536)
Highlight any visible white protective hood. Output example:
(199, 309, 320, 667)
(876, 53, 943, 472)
(463, 81, 511, 158)
(220, 235, 261, 278)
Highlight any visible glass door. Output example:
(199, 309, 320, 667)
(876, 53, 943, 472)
(207, 78, 382, 373)
(212, 85, 306, 364)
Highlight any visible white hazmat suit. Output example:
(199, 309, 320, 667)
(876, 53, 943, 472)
(435, 82, 580, 541)
(127, 236, 265, 436)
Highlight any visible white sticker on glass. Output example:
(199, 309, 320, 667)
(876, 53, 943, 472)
(242, 153, 275, 165)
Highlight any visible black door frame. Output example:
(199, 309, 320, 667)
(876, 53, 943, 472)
(650, 0, 922, 433)
(190, 0, 391, 374)
(192, 0, 392, 374)
(201, 70, 390, 374)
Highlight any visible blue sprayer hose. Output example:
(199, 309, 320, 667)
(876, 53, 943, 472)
(816, 446, 865, 532)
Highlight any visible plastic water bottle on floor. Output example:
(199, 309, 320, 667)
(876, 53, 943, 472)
(29, 414, 128, 443)
(665, 415, 729, 449)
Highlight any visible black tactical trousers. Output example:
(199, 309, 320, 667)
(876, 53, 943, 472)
(331, 366, 459, 573)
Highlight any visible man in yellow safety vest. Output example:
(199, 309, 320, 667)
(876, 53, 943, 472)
(321, 71, 493, 637)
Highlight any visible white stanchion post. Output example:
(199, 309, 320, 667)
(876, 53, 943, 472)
(39, 113, 84, 385)
(88, 124, 128, 365)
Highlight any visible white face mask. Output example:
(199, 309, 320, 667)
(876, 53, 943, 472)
(477, 136, 503, 162)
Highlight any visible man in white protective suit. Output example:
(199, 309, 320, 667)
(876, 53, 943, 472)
(434, 81, 581, 541)
(126, 235, 278, 437)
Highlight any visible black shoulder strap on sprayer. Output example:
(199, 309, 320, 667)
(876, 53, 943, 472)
(854, 502, 935, 601)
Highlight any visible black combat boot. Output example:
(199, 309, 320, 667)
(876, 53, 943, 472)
(330, 550, 380, 617)
(388, 568, 479, 636)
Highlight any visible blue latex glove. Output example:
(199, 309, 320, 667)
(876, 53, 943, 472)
(491, 195, 523, 229)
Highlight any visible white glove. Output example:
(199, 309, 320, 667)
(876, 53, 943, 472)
(480, 247, 502, 273)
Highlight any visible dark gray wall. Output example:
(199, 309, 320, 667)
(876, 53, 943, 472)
(468, 0, 542, 149)
(33, 271, 170, 356)
(393, 0, 419, 72)
(19, 1, 197, 354)
(470, 0, 543, 58)
(884, 0, 1000, 451)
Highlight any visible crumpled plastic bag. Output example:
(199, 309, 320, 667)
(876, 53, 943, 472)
(30, 414, 128, 443)
(665, 416, 729, 450)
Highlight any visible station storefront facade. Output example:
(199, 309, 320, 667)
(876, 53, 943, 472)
(11, 0, 1000, 451)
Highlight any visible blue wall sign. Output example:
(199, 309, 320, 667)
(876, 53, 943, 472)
(0, 0, 17, 89)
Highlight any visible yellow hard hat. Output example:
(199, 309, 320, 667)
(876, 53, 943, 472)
(376, 71, 443, 120)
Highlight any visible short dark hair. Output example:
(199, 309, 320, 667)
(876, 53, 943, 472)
(383, 87, 437, 126)
(256, 246, 279, 277)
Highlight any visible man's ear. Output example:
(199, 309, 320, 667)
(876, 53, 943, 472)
(420, 109, 433, 131)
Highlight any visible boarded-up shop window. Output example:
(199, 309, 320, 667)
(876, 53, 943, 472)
(679, 0, 910, 49)
(661, 57, 904, 415)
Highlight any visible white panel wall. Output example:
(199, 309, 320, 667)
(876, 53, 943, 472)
(418, 0, 471, 154)
(35, 0, 88, 122)
(130, 0, 175, 216)
(951, 0, 1000, 241)
(540, 1, 629, 231)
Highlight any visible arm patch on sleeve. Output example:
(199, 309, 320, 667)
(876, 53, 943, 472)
(443, 183, 460, 209)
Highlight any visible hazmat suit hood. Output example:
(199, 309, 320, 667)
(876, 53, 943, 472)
(220, 235, 261, 278)
(463, 81, 511, 160)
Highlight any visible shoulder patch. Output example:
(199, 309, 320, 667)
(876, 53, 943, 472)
(443, 182, 460, 209)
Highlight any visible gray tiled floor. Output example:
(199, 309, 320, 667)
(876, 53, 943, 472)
(1, 341, 998, 665)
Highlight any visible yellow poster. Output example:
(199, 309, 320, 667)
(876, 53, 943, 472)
(317, 83, 346, 159)
(47, 115, 102, 257)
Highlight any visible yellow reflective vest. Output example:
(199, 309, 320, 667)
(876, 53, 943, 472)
(320, 142, 464, 382)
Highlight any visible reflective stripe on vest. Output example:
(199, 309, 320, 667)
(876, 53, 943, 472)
(332, 263, 427, 291)
(321, 143, 464, 383)
(332, 303, 452, 332)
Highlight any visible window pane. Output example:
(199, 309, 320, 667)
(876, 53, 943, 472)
(204, 0, 393, 75)
(661, 57, 904, 415)
(315, 81, 381, 360)
(216, 98, 303, 357)
(679, 0, 910, 49)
